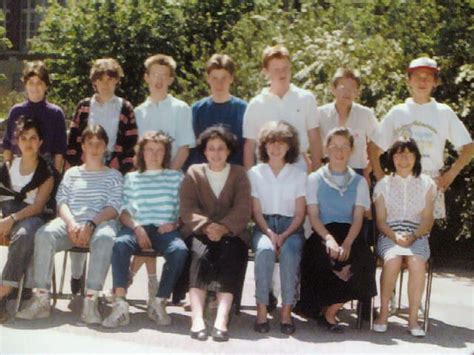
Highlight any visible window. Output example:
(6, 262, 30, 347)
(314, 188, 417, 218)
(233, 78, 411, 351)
(20, 0, 47, 51)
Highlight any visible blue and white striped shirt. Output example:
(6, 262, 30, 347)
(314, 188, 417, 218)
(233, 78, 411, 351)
(122, 169, 183, 226)
(56, 166, 123, 223)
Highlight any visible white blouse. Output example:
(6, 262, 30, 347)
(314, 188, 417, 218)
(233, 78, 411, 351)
(373, 174, 436, 223)
(248, 163, 306, 217)
(9, 157, 37, 204)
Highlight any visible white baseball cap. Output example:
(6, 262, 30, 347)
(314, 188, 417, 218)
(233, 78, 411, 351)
(407, 57, 440, 73)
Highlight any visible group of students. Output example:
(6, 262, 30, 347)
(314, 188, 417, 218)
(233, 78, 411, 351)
(0, 44, 472, 342)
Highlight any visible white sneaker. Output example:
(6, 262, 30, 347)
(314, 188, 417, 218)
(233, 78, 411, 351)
(81, 297, 102, 324)
(16, 295, 51, 320)
(373, 323, 388, 333)
(409, 327, 426, 337)
(148, 298, 171, 326)
(102, 299, 130, 328)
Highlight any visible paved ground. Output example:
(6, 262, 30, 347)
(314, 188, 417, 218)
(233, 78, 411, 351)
(0, 249, 473, 354)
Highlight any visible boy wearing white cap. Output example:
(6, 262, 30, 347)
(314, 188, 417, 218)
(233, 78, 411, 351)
(372, 57, 473, 219)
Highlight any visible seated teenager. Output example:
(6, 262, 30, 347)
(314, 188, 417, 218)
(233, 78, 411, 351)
(102, 131, 188, 328)
(65, 58, 138, 296)
(180, 126, 251, 342)
(16, 124, 123, 324)
(302, 127, 376, 332)
(373, 138, 436, 337)
(0, 117, 54, 322)
(248, 121, 306, 335)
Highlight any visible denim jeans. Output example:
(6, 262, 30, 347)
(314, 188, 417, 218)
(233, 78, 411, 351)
(111, 226, 188, 299)
(33, 217, 118, 291)
(1, 200, 44, 288)
(252, 215, 304, 305)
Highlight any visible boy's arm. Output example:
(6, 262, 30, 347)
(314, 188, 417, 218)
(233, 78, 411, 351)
(438, 142, 474, 191)
(308, 127, 322, 171)
(170, 145, 189, 171)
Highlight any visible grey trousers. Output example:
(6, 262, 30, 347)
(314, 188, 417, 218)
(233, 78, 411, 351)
(33, 217, 118, 291)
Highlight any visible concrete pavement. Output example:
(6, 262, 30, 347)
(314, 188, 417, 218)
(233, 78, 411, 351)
(1, 249, 473, 354)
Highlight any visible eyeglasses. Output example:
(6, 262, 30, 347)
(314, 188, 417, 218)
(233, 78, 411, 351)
(393, 152, 415, 159)
(328, 145, 351, 152)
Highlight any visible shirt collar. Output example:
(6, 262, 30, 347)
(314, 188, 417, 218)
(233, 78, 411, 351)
(405, 97, 436, 106)
(146, 94, 171, 106)
(91, 94, 120, 107)
(328, 101, 354, 121)
(260, 84, 297, 100)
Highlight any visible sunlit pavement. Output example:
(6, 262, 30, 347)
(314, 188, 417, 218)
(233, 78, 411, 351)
(1, 248, 473, 354)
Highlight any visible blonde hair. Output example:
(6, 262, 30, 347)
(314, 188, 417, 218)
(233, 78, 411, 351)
(144, 54, 177, 77)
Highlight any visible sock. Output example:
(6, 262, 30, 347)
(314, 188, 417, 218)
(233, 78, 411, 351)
(85, 289, 99, 300)
(36, 288, 49, 299)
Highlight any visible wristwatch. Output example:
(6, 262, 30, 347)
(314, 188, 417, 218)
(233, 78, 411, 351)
(86, 220, 97, 231)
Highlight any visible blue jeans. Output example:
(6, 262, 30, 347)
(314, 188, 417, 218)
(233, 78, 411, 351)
(252, 215, 304, 305)
(111, 226, 188, 298)
(33, 218, 118, 291)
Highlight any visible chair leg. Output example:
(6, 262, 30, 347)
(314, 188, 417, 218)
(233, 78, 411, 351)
(14, 274, 25, 314)
(369, 296, 374, 330)
(59, 250, 68, 296)
(356, 300, 363, 329)
(80, 254, 87, 296)
(398, 270, 404, 310)
(423, 259, 434, 333)
(51, 266, 57, 307)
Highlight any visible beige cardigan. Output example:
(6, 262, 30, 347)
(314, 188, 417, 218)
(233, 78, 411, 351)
(179, 164, 252, 245)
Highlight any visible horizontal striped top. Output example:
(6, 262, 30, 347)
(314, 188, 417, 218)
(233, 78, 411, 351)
(57, 166, 123, 223)
(122, 169, 183, 226)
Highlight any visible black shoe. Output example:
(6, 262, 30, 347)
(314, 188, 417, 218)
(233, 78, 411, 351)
(190, 328, 208, 341)
(318, 316, 344, 333)
(7, 288, 32, 301)
(0, 299, 9, 324)
(280, 322, 295, 335)
(267, 292, 277, 313)
(254, 321, 270, 333)
(70, 277, 83, 295)
(211, 327, 229, 342)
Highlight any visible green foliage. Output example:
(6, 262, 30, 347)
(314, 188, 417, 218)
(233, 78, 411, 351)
(0, 12, 12, 82)
(30, 0, 473, 241)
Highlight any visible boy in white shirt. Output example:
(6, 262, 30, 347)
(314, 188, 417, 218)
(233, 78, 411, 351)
(243, 45, 322, 172)
(372, 57, 473, 219)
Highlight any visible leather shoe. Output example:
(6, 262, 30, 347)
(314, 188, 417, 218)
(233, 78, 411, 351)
(254, 321, 270, 333)
(190, 328, 208, 341)
(280, 322, 295, 335)
(318, 316, 344, 333)
(211, 327, 229, 342)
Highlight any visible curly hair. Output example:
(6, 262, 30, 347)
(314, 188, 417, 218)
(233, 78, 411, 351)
(196, 125, 237, 159)
(257, 121, 300, 164)
(134, 130, 173, 172)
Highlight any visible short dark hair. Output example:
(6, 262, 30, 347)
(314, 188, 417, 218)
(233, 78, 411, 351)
(386, 138, 422, 177)
(197, 126, 238, 159)
(22, 60, 50, 87)
(14, 116, 43, 141)
(135, 131, 173, 172)
(206, 54, 236, 76)
(325, 127, 354, 149)
(81, 124, 109, 146)
(257, 121, 300, 164)
(90, 58, 124, 82)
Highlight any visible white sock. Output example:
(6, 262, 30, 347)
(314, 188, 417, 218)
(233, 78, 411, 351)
(155, 296, 166, 304)
(35, 288, 49, 299)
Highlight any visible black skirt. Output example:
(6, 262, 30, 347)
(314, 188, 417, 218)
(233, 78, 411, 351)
(189, 234, 248, 295)
(299, 223, 376, 309)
